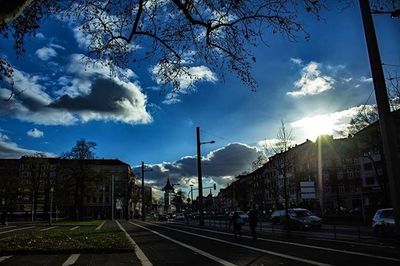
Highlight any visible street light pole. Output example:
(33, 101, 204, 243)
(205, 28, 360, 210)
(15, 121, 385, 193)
(50, 187, 54, 225)
(197, 127, 204, 226)
(141, 161, 145, 221)
(111, 174, 115, 220)
(359, 0, 400, 235)
(196, 127, 215, 226)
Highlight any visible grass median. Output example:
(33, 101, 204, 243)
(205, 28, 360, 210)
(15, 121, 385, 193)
(0, 221, 132, 254)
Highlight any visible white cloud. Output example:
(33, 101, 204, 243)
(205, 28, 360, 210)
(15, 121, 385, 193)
(35, 33, 45, 40)
(290, 57, 303, 65)
(27, 128, 44, 138)
(360, 76, 373, 83)
(152, 64, 217, 104)
(1, 57, 152, 125)
(49, 43, 65, 50)
(0, 131, 54, 158)
(287, 61, 335, 97)
(132, 143, 262, 189)
(35, 47, 58, 61)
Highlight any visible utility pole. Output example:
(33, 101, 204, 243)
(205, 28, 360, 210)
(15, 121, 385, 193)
(111, 174, 115, 220)
(359, 0, 400, 235)
(196, 127, 204, 226)
(141, 161, 145, 221)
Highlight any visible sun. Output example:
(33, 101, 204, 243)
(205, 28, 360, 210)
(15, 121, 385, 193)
(292, 115, 336, 141)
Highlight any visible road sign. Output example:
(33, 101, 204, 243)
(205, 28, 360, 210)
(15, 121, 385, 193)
(300, 181, 316, 199)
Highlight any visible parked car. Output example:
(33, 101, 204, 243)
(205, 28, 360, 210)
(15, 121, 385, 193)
(372, 208, 395, 235)
(270, 208, 322, 229)
(174, 213, 185, 221)
(229, 211, 249, 223)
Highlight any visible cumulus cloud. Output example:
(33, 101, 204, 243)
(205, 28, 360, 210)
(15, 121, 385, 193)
(360, 76, 373, 83)
(0, 55, 152, 125)
(287, 61, 335, 97)
(133, 143, 262, 190)
(35, 47, 58, 60)
(27, 128, 44, 138)
(0, 131, 54, 158)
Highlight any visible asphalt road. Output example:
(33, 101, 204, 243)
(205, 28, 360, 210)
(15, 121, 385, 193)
(1, 221, 399, 265)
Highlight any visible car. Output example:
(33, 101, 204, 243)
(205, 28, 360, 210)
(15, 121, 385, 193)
(174, 213, 185, 221)
(229, 211, 249, 223)
(270, 208, 322, 229)
(372, 208, 395, 235)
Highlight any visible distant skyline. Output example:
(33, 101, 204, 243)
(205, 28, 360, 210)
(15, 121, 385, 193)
(1, 3, 399, 197)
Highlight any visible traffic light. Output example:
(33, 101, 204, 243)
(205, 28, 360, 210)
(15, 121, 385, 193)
(213, 183, 216, 190)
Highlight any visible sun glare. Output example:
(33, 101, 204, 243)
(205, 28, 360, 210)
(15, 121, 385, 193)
(293, 116, 336, 141)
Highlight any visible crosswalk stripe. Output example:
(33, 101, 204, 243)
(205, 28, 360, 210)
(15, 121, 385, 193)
(62, 254, 80, 266)
(40, 226, 57, 232)
(0, 256, 12, 263)
(95, 221, 106, 231)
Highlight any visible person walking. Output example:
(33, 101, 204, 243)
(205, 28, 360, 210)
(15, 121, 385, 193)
(248, 205, 258, 239)
(230, 211, 243, 240)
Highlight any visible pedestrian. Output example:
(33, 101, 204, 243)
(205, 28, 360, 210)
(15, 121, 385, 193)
(248, 205, 258, 239)
(230, 211, 243, 240)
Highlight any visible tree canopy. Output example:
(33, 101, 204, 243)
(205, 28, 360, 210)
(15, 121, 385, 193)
(0, 0, 326, 92)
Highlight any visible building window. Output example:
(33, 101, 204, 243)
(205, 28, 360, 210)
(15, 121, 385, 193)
(87, 196, 90, 203)
(93, 197, 97, 203)
(106, 197, 109, 203)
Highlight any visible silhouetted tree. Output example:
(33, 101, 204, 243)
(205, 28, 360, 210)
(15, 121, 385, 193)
(172, 189, 186, 212)
(1, 0, 326, 96)
(62, 139, 97, 220)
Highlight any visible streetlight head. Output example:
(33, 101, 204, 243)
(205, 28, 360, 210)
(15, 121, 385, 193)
(210, 140, 215, 144)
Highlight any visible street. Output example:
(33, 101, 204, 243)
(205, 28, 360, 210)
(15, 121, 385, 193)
(1, 221, 399, 265)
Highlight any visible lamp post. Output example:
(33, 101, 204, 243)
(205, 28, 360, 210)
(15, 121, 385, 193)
(189, 185, 194, 209)
(196, 127, 215, 226)
(140, 162, 153, 221)
(50, 187, 54, 225)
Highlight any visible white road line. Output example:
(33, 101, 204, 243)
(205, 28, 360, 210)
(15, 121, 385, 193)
(40, 226, 58, 232)
(70, 226, 80, 231)
(95, 220, 106, 231)
(0, 256, 13, 263)
(62, 254, 80, 266)
(143, 222, 331, 266)
(0, 226, 16, 230)
(168, 223, 400, 263)
(0, 226, 34, 235)
(116, 220, 153, 266)
(305, 237, 396, 249)
(130, 221, 237, 266)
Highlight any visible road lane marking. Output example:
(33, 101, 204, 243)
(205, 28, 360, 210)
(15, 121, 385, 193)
(95, 220, 106, 231)
(129, 221, 237, 266)
(116, 220, 153, 266)
(305, 237, 396, 249)
(0, 226, 16, 230)
(70, 226, 80, 231)
(62, 254, 80, 266)
(0, 256, 12, 263)
(142, 222, 331, 266)
(167, 223, 400, 263)
(0, 226, 34, 235)
(40, 226, 58, 231)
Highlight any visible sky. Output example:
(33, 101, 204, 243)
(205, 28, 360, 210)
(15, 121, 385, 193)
(0, 2, 399, 199)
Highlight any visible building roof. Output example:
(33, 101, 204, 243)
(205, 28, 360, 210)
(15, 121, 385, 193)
(162, 177, 175, 192)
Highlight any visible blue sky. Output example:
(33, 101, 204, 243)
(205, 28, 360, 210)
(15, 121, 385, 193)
(0, 3, 399, 197)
